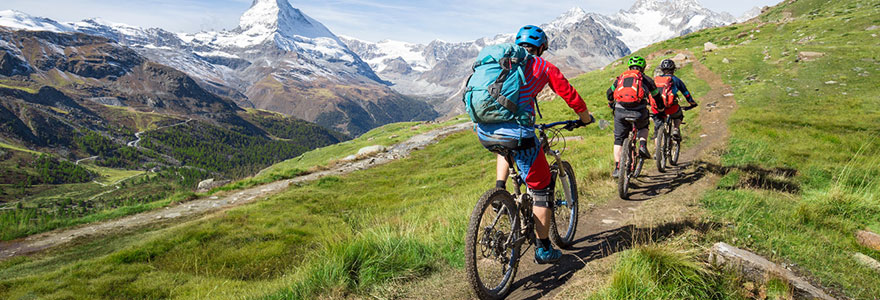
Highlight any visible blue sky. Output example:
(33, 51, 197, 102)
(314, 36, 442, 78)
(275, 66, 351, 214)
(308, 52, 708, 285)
(2, 0, 781, 43)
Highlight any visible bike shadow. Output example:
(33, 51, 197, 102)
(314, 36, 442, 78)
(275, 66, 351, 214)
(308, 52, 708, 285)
(508, 219, 718, 300)
(625, 160, 706, 201)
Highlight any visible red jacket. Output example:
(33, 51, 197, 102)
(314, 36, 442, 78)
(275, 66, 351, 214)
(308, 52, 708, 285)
(517, 56, 587, 117)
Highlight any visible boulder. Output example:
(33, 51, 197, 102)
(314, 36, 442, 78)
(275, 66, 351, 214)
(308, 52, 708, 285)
(709, 242, 835, 300)
(853, 253, 880, 272)
(856, 230, 880, 251)
(357, 145, 386, 156)
(704, 42, 719, 52)
(797, 51, 825, 61)
(197, 178, 230, 192)
(671, 53, 689, 63)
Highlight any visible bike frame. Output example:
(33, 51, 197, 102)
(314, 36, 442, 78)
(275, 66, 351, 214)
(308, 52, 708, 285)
(497, 121, 573, 252)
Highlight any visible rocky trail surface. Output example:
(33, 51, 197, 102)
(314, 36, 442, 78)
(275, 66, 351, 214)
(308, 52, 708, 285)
(0, 122, 473, 260)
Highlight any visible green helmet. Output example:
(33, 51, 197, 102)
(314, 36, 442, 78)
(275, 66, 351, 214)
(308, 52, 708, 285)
(627, 56, 647, 69)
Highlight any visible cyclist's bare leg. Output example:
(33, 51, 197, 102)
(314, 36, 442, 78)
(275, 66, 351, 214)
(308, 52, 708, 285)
(613, 145, 622, 163)
(533, 207, 550, 239)
(496, 154, 509, 182)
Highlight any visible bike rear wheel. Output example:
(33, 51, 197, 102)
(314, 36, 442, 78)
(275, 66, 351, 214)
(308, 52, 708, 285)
(550, 161, 578, 249)
(618, 136, 632, 199)
(655, 127, 666, 173)
(466, 188, 521, 300)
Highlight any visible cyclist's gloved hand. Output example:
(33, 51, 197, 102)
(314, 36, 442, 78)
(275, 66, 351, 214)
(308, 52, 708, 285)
(564, 120, 583, 131)
(685, 103, 698, 111)
(607, 101, 615, 110)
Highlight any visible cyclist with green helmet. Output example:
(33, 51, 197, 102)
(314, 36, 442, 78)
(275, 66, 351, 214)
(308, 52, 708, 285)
(606, 55, 664, 178)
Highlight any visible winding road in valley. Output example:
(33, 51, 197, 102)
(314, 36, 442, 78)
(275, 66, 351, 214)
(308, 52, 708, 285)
(127, 118, 192, 148)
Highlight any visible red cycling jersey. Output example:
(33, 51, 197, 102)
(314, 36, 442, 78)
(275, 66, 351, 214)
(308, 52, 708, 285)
(517, 56, 588, 117)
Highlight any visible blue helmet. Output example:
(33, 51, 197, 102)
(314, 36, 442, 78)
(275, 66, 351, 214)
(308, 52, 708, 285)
(515, 25, 548, 48)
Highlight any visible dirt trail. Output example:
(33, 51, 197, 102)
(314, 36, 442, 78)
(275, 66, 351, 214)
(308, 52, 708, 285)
(0, 122, 473, 260)
(403, 53, 738, 299)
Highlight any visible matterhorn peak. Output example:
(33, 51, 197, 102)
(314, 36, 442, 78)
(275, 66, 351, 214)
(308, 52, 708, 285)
(238, 0, 335, 40)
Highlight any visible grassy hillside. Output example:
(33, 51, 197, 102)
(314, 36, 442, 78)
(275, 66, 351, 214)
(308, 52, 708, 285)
(586, 0, 880, 298)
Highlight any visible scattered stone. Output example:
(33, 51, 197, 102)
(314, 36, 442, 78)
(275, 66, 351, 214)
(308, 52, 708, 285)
(562, 136, 584, 142)
(389, 135, 399, 139)
(856, 230, 880, 251)
(671, 53, 689, 63)
(342, 154, 357, 161)
(367, 137, 374, 141)
(410, 125, 421, 131)
(723, 93, 734, 97)
(824, 81, 838, 85)
(209, 196, 219, 200)
(704, 42, 719, 52)
(797, 51, 825, 61)
(722, 58, 730, 64)
(868, 25, 880, 31)
(700, 134, 709, 138)
(853, 252, 880, 272)
(601, 219, 617, 224)
(165, 212, 181, 219)
(156, 215, 163, 219)
(598, 119, 611, 130)
(873, 34, 878, 38)
(356, 145, 387, 156)
(709, 242, 835, 300)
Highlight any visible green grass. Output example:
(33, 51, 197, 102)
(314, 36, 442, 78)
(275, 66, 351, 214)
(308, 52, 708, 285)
(635, 0, 880, 297)
(588, 244, 741, 300)
(82, 164, 145, 185)
(0, 141, 42, 155)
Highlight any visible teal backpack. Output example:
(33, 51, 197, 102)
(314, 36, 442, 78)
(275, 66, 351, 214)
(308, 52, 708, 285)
(462, 43, 534, 126)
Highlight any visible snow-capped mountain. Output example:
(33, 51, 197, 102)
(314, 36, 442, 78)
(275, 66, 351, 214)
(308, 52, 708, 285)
(588, 0, 736, 51)
(738, 6, 765, 22)
(0, 0, 437, 135)
(341, 0, 734, 111)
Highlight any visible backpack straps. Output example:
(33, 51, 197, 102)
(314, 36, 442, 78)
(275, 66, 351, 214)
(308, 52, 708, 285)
(488, 69, 519, 113)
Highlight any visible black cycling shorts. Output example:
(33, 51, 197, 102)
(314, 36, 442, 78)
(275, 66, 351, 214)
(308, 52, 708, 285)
(614, 107, 649, 146)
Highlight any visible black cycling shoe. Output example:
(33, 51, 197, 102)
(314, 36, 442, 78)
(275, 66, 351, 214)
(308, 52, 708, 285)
(612, 167, 620, 178)
(671, 128, 682, 141)
(639, 144, 651, 159)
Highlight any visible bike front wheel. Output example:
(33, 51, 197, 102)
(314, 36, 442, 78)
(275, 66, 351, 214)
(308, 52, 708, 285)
(670, 139, 681, 166)
(618, 137, 633, 199)
(466, 188, 521, 300)
(550, 161, 578, 249)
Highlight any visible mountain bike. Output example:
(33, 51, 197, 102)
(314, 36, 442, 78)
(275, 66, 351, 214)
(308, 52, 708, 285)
(617, 116, 645, 200)
(654, 106, 695, 172)
(465, 120, 588, 300)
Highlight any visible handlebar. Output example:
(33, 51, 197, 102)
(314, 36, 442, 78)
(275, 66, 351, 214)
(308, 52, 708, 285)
(535, 115, 594, 131)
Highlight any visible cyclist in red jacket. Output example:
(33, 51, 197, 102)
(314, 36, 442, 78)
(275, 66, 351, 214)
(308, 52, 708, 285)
(652, 59, 698, 141)
(478, 25, 593, 264)
(606, 56, 663, 178)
